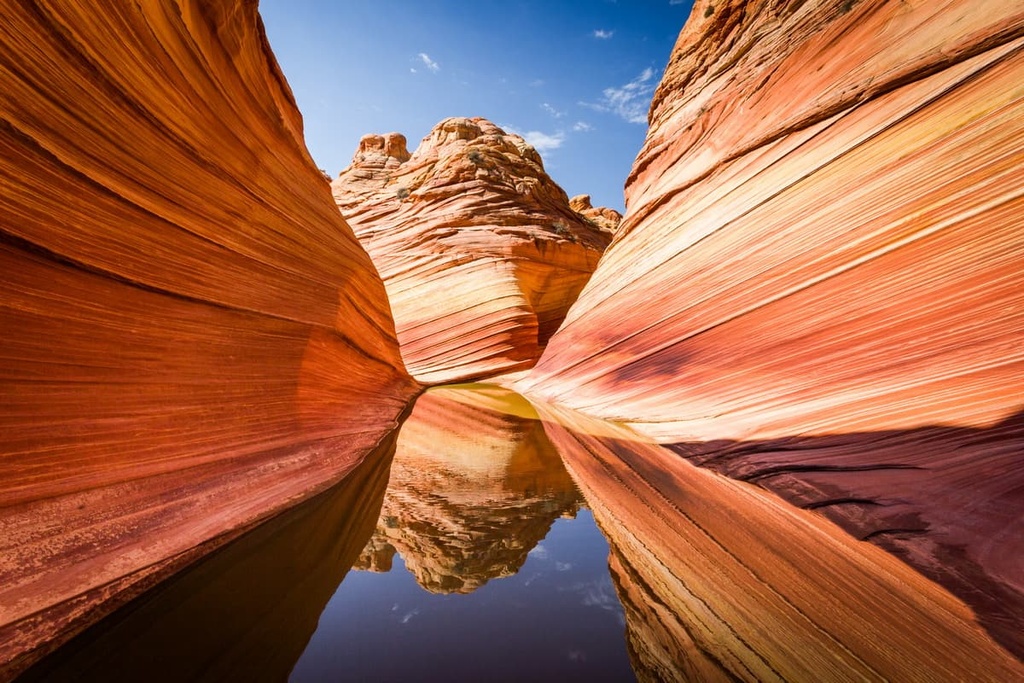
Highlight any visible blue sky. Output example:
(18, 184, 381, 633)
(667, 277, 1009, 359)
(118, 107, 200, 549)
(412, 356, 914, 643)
(259, 1, 695, 212)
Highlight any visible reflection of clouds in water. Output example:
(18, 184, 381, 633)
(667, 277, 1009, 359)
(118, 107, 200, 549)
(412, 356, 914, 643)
(399, 608, 420, 624)
(566, 579, 625, 625)
(555, 561, 572, 572)
(528, 544, 549, 559)
(567, 649, 587, 662)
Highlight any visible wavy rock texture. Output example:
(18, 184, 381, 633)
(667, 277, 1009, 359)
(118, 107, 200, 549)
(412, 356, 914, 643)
(354, 386, 579, 593)
(534, 404, 1024, 682)
(0, 1, 415, 674)
(569, 194, 622, 233)
(520, 0, 1024, 657)
(523, 0, 1024, 441)
(332, 118, 611, 384)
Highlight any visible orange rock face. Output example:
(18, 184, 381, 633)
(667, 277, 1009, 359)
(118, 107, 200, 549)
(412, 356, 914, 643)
(332, 117, 611, 384)
(0, 1, 415, 674)
(569, 194, 622, 233)
(523, 0, 1024, 442)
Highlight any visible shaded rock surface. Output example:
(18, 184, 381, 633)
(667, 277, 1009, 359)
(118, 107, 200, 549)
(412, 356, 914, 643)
(0, 1, 415, 675)
(332, 117, 611, 384)
(16, 429, 397, 683)
(353, 386, 579, 593)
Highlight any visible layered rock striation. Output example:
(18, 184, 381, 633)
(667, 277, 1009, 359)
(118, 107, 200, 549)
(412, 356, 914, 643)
(536, 403, 1024, 681)
(332, 118, 611, 384)
(523, 0, 1024, 441)
(521, 0, 1024, 657)
(0, 1, 415, 674)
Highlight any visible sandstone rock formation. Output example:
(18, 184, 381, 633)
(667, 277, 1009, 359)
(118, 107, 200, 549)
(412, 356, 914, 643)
(519, 0, 1024, 656)
(353, 386, 579, 593)
(17, 432, 396, 682)
(535, 404, 1024, 682)
(569, 194, 621, 233)
(523, 0, 1024, 442)
(0, 2, 416, 675)
(332, 117, 611, 384)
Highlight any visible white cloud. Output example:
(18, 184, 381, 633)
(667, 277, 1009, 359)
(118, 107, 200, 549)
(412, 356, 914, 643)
(416, 52, 440, 73)
(409, 67, 417, 73)
(669, 0, 687, 4)
(504, 126, 566, 153)
(582, 67, 658, 124)
(529, 78, 546, 88)
(572, 121, 594, 132)
(541, 102, 565, 118)
(522, 130, 565, 152)
(593, 29, 614, 39)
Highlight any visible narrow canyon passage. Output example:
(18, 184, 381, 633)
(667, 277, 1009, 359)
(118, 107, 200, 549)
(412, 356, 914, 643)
(19, 385, 1024, 682)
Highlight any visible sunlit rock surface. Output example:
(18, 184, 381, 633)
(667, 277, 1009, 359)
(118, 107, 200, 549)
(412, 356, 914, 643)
(332, 117, 611, 384)
(519, 0, 1024, 657)
(353, 386, 579, 593)
(0, 2, 416, 675)
(569, 194, 621, 233)
(523, 0, 1024, 441)
(534, 403, 1024, 682)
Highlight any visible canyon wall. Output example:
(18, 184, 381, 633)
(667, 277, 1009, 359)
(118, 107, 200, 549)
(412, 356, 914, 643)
(332, 118, 611, 384)
(523, 0, 1024, 442)
(0, 1, 416, 674)
(521, 0, 1024, 657)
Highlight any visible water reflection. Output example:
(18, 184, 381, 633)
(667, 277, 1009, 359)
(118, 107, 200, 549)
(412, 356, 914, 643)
(353, 385, 580, 593)
(18, 425, 400, 682)
(533, 402, 1024, 682)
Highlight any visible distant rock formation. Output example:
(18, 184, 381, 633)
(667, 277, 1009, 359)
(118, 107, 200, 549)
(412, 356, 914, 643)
(332, 117, 611, 384)
(569, 194, 621, 233)
(0, 2, 415, 675)
(353, 387, 579, 593)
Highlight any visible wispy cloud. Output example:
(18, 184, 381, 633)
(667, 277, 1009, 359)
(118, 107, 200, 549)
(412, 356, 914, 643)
(521, 130, 565, 152)
(572, 121, 594, 132)
(416, 52, 440, 73)
(529, 78, 546, 88)
(669, 0, 687, 4)
(592, 29, 614, 39)
(541, 102, 565, 118)
(581, 67, 658, 124)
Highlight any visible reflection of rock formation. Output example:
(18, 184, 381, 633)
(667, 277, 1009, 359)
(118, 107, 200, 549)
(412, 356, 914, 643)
(0, 3, 415, 676)
(523, 0, 1024, 443)
(332, 118, 611, 384)
(534, 403, 1024, 682)
(354, 386, 579, 593)
(17, 428, 398, 683)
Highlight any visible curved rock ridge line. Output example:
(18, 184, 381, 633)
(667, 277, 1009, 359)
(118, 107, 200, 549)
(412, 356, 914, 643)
(332, 117, 612, 384)
(522, 0, 1024, 442)
(0, 1, 416, 675)
(534, 402, 1024, 681)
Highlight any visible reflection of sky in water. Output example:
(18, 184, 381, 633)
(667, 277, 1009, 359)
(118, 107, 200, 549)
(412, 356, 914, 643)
(290, 509, 634, 683)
